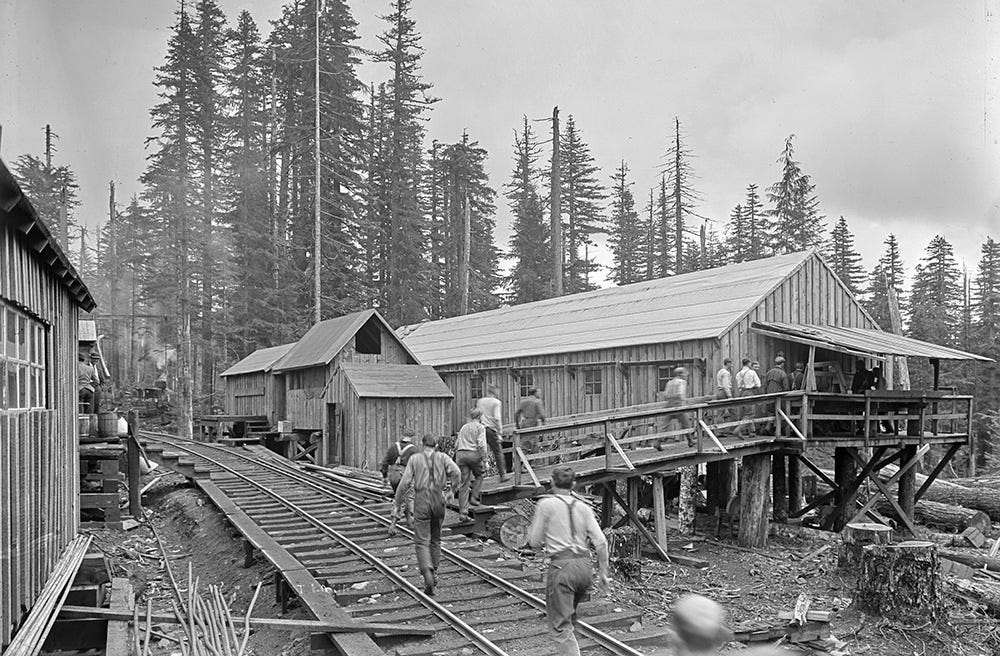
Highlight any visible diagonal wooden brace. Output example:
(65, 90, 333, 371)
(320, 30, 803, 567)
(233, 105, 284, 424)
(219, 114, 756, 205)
(846, 444, 930, 534)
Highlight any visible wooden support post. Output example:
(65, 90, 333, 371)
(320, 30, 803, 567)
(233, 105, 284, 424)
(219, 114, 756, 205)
(772, 454, 788, 522)
(603, 420, 612, 471)
(739, 454, 771, 548)
(706, 461, 723, 512)
(695, 408, 704, 452)
(678, 466, 696, 535)
(788, 454, 802, 515)
(832, 447, 857, 531)
(863, 395, 872, 447)
(967, 397, 976, 477)
(898, 445, 917, 524)
(600, 483, 614, 528)
(627, 477, 640, 513)
(805, 346, 817, 391)
(243, 539, 255, 568)
(798, 392, 810, 437)
(126, 410, 141, 518)
(606, 484, 670, 562)
(512, 431, 523, 487)
(652, 474, 668, 552)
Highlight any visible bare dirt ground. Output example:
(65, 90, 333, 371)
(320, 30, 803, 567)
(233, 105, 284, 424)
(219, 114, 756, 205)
(85, 471, 999, 656)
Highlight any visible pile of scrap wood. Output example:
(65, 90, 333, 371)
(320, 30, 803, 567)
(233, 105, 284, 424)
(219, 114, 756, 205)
(734, 594, 847, 654)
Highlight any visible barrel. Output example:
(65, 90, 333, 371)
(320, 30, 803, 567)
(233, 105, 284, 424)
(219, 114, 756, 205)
(78, 415, 90, 437)
(98, 412, 120, 439)
(89, 414, 100, 438)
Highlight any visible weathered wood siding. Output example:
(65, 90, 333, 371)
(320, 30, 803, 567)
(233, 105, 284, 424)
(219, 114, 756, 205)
(1, 220, 80, 646)
(224, 371, 285, 423)
(285, 364, 328, 431)
(432, 255, 876, 429)
(339, 395, 451, 470)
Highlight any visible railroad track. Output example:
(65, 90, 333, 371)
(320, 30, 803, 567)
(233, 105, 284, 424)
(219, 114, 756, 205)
(139, 432, 671, 656)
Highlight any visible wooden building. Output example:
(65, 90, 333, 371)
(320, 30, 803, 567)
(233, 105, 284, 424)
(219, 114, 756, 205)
(399, 251, 879, 428)
(219, 343, 293, 423)
(1, 158, 96, 646)
(266, 310, 453, 468)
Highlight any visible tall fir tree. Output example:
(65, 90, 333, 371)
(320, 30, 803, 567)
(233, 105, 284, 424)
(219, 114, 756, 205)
(655, 173, 675, 275)
(11, 130, 81, 252)
(641, 188, 657, 280)
(505, 117, 551, 304)
(975, 237, 1000, 347)
(607, 161, 642, 285)
(766, 135, 825, 253)
(660, 118, 699, 273)
(725, 204, 748, 263)
(743, 183, 766, 260)
(559, 115, 606, 293)
(864, 234, 906, 330)
(373, 0, 436, 325)
(908, 235, 962, 346)
(826, 216, 865, 294)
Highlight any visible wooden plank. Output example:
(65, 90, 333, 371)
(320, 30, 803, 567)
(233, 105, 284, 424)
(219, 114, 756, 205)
(652, 474, 668, 553)
(105, 578, 134, 656)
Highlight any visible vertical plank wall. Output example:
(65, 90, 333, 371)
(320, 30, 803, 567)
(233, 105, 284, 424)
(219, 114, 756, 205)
(1, 220, 80, 646)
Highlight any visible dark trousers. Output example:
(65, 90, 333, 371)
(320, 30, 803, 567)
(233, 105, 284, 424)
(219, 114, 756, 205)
(456, 449, 484, 514)
(545, 555, 593, 656)
(413, 493, 445, 588)
(79, 388, 95, 414)
(738, 389, 758, 436)
(485, 427, 509, 475)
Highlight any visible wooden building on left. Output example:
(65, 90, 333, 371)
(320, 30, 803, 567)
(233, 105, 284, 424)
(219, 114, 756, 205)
(1, 157, 96, 646)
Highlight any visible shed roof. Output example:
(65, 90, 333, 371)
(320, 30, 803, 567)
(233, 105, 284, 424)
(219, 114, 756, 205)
(398, 251, 816, 366)
(271, 309, 418, 373)
(220, 343, 296, 377)
(751, 322, 994, 362)
(0, 157, 96, 311)
(340, 362, 453, 398)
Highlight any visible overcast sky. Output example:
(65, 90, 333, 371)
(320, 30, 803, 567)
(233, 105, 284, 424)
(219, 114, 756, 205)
(1, 1, 997, 287)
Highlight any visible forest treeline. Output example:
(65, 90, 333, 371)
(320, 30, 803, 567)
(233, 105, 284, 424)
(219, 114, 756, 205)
(10, 0, 999, 461)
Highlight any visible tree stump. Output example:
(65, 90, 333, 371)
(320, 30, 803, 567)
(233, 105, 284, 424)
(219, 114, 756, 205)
(856, 541, 944, 623)
(485, 511, 530, 550)
(738, 454, 771, 548)
(605, 526, 642, 579)
(678, 466, 698, 535)
(838, 522, 892, 570)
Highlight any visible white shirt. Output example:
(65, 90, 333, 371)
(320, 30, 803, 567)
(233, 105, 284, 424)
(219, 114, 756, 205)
(476, 396, 503, 432)
(736, 366, 761, 391)
(716, 367, 732, 393)
(528, 492, 607, 555)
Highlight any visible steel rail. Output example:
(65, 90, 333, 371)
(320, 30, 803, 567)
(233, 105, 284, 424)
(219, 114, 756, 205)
(142, 432, 510, 656)
(142, 431, 646, 656)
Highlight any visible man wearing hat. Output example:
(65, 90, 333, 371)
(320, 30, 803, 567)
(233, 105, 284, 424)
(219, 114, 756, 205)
(665, 593, 733, 655)
(380, 428, 418, 493)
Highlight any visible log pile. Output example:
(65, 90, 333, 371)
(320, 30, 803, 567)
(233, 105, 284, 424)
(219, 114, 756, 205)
(879, 465, 1000, 521)
(874, 498, 991, 534)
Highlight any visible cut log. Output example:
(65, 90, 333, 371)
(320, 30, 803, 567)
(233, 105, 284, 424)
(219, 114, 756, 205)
(949, 578, 1000, 617)
(485, 511, 530, 551)
(880, 464, 1000, 521)
(838, 522, 892, 570)
(875, 498, 991, 534)
(856, 541, 944, 623)
(951, 476, 1000, 489)
(937, 548, 1000, 573)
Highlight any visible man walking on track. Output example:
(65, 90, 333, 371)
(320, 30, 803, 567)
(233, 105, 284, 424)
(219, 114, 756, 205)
(380, 428, 417, 492)
(455, 408, 488, 521)
(528, 466, 610, 656)
(476, 385, 509, 479)
(392, 434, 461, 596)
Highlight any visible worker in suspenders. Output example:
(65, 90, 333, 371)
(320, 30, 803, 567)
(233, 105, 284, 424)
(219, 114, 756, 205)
(381, 429, 418, 526)
(392, 433, 461, 596)
(527, 466, 610, 656)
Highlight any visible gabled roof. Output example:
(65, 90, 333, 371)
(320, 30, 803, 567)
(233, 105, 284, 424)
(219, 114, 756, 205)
(752, 322, 995, 362)
(271, 309, 418, 373)
(340, 362, 453, 398)
(220, 343, 296, 377)
(0, 157, 96, 311)
(399, 251, 817, 366)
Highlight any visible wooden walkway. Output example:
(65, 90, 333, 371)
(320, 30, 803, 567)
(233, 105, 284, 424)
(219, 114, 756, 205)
(479, 390, 972, 504)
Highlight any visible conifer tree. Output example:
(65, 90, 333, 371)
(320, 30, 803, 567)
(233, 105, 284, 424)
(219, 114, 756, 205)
(505, 117, 550, 304)
(641, 188, 657, 280)
(864, 234, 906, 329)
(744, 183, 765, 260)
(725, 204, 748, 263)
(766, 135, 825, 253)
(373, 0, 436, 325)
(827, 216, 865, 294)
(908, 235, 962, 346)
(975, 237, 1000, 348)
(608, 161, 641, 285)
(559, 115, 606, 293)
(660, 118, 699, 272)
(11, 130, 81, 247)
(655, 173, 675, 276)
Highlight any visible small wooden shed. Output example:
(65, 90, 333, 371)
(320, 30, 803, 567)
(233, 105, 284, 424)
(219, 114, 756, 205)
(399, 251, 879, 428)
(219, 342, 293, 424)
(269, 309, 453, 468)
(1, 157, 96, 646)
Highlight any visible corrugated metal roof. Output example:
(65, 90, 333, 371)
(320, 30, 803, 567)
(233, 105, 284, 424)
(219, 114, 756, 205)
(271, 309, 419, 372)
(751, 321, 994, 362)
(398, 251, 814, 366)
(340, 362, 453, 398)
(220, 343, 295, 377)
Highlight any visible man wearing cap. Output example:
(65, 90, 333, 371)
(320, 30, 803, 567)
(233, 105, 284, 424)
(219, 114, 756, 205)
(393, 434, 461, 596)
(655, 367, 694, 450)
(454, 408, 488, 520)
(666, 593, 733, 655)
(528, 466, 610, 656)
(380, 428, 418, 493)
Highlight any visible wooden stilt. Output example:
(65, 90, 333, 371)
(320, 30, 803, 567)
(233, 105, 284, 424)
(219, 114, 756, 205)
(832, 447, 857, 531)
(738, 454, 771, 548)
(652, 474, 668, 552)
(772, 454, 788, 522)
(126, 411, 141, 519)
(788, 454, 802, 514)
(627, 477, 640, 513)
(678, 466, 697, 535)
(898, 445, 917, 524)
(600, 483, 614, 528)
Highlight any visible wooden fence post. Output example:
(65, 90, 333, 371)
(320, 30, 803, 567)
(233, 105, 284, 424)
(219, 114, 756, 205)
(126, 410, 141, 518)
(512, 431, 522, 487)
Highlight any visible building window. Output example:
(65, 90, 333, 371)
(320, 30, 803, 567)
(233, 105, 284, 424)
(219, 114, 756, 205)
(657, 366, 674, 393)
(584, 369, 602, 396)
(1, 300, 47, 410)
(519, 372, 534, 397)
(470, 377, 483, 401)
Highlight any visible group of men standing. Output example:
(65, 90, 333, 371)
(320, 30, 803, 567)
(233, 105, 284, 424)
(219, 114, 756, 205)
(713, 356, 805, 437)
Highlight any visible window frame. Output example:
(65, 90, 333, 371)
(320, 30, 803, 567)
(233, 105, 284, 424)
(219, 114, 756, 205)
(1, 300, 48, 411)
(583, 368, 602, 396)
(470, 376, 484, 401)
(518, 371, 535, 398)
